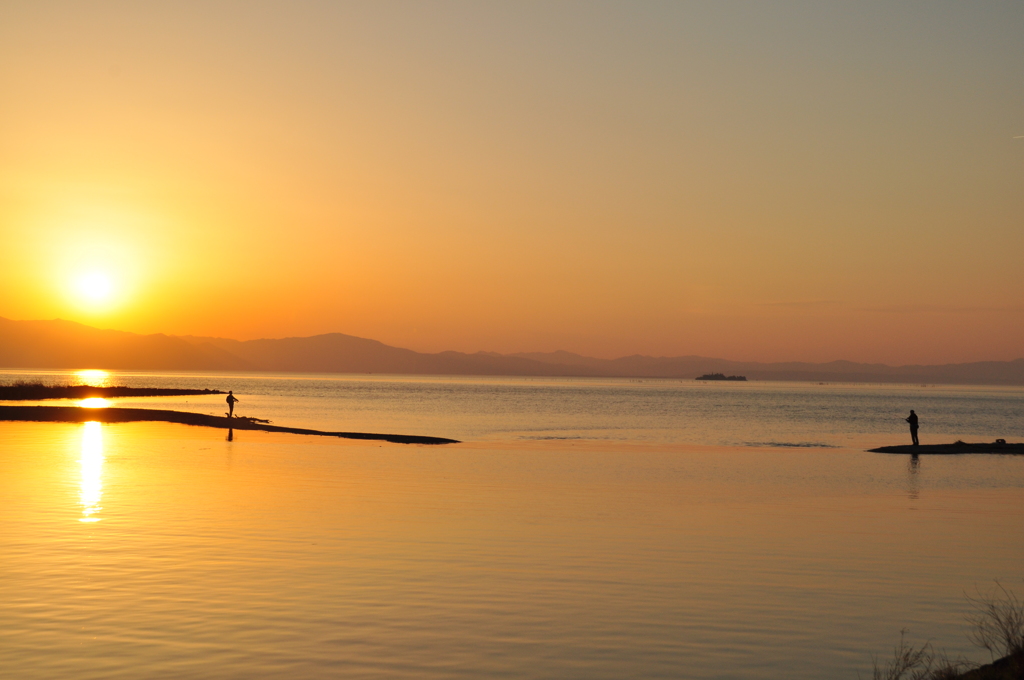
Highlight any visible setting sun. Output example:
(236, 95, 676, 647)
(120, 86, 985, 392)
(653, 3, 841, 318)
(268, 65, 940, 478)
(72, 272, 114, 306)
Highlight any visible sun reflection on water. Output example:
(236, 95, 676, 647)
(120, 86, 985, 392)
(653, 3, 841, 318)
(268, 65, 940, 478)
(75, 369, 110, 387)
(79, 421, 104, 522)
(79, 397, 111, 408)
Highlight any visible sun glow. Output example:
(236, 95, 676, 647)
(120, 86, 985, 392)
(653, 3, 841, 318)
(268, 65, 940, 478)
(76, 369, 110, 387)
(79, 421, 104, 522)
(73, 271, 114, 305)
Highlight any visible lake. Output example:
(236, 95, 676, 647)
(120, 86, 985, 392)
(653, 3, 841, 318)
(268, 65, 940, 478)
(2, 369, 1023, 678)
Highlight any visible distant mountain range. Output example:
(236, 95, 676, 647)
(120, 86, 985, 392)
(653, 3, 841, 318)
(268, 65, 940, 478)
(2, 317, 1023, 385)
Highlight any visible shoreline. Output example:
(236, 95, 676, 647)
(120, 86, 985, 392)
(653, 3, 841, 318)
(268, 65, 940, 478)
(0, 405, 459, 445)
(869, 442, 1024, 455)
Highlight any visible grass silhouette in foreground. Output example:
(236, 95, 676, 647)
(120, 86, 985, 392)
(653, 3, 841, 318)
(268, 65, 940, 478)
(873, 581, 1024, 680)
(0, 405, 459, 445)
(0, 381, 224, 400)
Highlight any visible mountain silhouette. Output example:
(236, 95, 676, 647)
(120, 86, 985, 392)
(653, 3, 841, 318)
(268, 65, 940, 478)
(0, 317, 251, 371)
(176, 332, 584, 376)
(2, 317, 1023, 385)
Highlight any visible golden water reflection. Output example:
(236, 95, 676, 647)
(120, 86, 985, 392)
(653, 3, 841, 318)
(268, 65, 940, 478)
(79, 422, 104, 522)
(75, 369, 110, 386)
(79, 397, 111, 408)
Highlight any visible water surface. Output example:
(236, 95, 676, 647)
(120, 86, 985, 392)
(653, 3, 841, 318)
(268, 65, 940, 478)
(2, 371, 1023, 678)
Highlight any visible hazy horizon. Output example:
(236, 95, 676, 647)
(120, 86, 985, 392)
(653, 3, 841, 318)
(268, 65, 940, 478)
(2, 2, 1022, 365)
(5, 316, 1024, 376)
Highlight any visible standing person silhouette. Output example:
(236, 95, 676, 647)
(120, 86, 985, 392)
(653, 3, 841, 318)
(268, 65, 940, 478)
(906, 409, 919, 446)
(226, 390, 239, 418)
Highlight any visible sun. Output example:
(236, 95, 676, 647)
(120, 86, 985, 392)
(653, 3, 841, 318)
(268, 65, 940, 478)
(72, 271, 115, 306)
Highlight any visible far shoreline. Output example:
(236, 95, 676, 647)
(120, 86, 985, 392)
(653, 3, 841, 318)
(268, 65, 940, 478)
(0, 383, 225, 401)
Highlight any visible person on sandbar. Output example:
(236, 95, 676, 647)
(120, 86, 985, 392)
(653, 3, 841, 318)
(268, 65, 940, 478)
(226, 390, 239, 418)
(906, 409, 919, 446)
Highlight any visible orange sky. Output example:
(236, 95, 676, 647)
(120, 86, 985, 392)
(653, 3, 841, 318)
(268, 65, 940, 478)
(1, 2, 1022, 365)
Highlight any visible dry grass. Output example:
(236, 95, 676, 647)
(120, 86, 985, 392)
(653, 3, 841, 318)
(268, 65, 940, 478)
(873, 581, 1024, 679)
(966, 581, 1024, 662)
(871, 630, 971, 680)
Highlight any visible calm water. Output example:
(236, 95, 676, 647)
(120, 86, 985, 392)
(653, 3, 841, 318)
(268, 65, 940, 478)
(2, 370, 1024, 679)
(5, 368, 1024, 446)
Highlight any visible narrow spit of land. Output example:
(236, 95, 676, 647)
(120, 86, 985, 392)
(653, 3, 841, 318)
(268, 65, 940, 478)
(870, 441, 1024, 454)
(0, 383, 225, 400)
(0, 405, 460, 445)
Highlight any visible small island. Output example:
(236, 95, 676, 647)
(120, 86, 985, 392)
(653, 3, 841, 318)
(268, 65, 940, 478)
(696, 373, 747, 381)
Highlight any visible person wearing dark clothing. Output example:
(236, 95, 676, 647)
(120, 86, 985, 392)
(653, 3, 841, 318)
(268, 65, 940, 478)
(226, 391, 239, 418)
(906, 410, 919, 446)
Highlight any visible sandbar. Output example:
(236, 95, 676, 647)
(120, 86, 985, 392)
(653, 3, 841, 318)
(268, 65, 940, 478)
(0, 405, 459, 445)
(869, 441, 1023, 455)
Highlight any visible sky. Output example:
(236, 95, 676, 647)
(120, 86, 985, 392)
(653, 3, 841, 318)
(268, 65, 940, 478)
(1, 1, 1022, 364)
